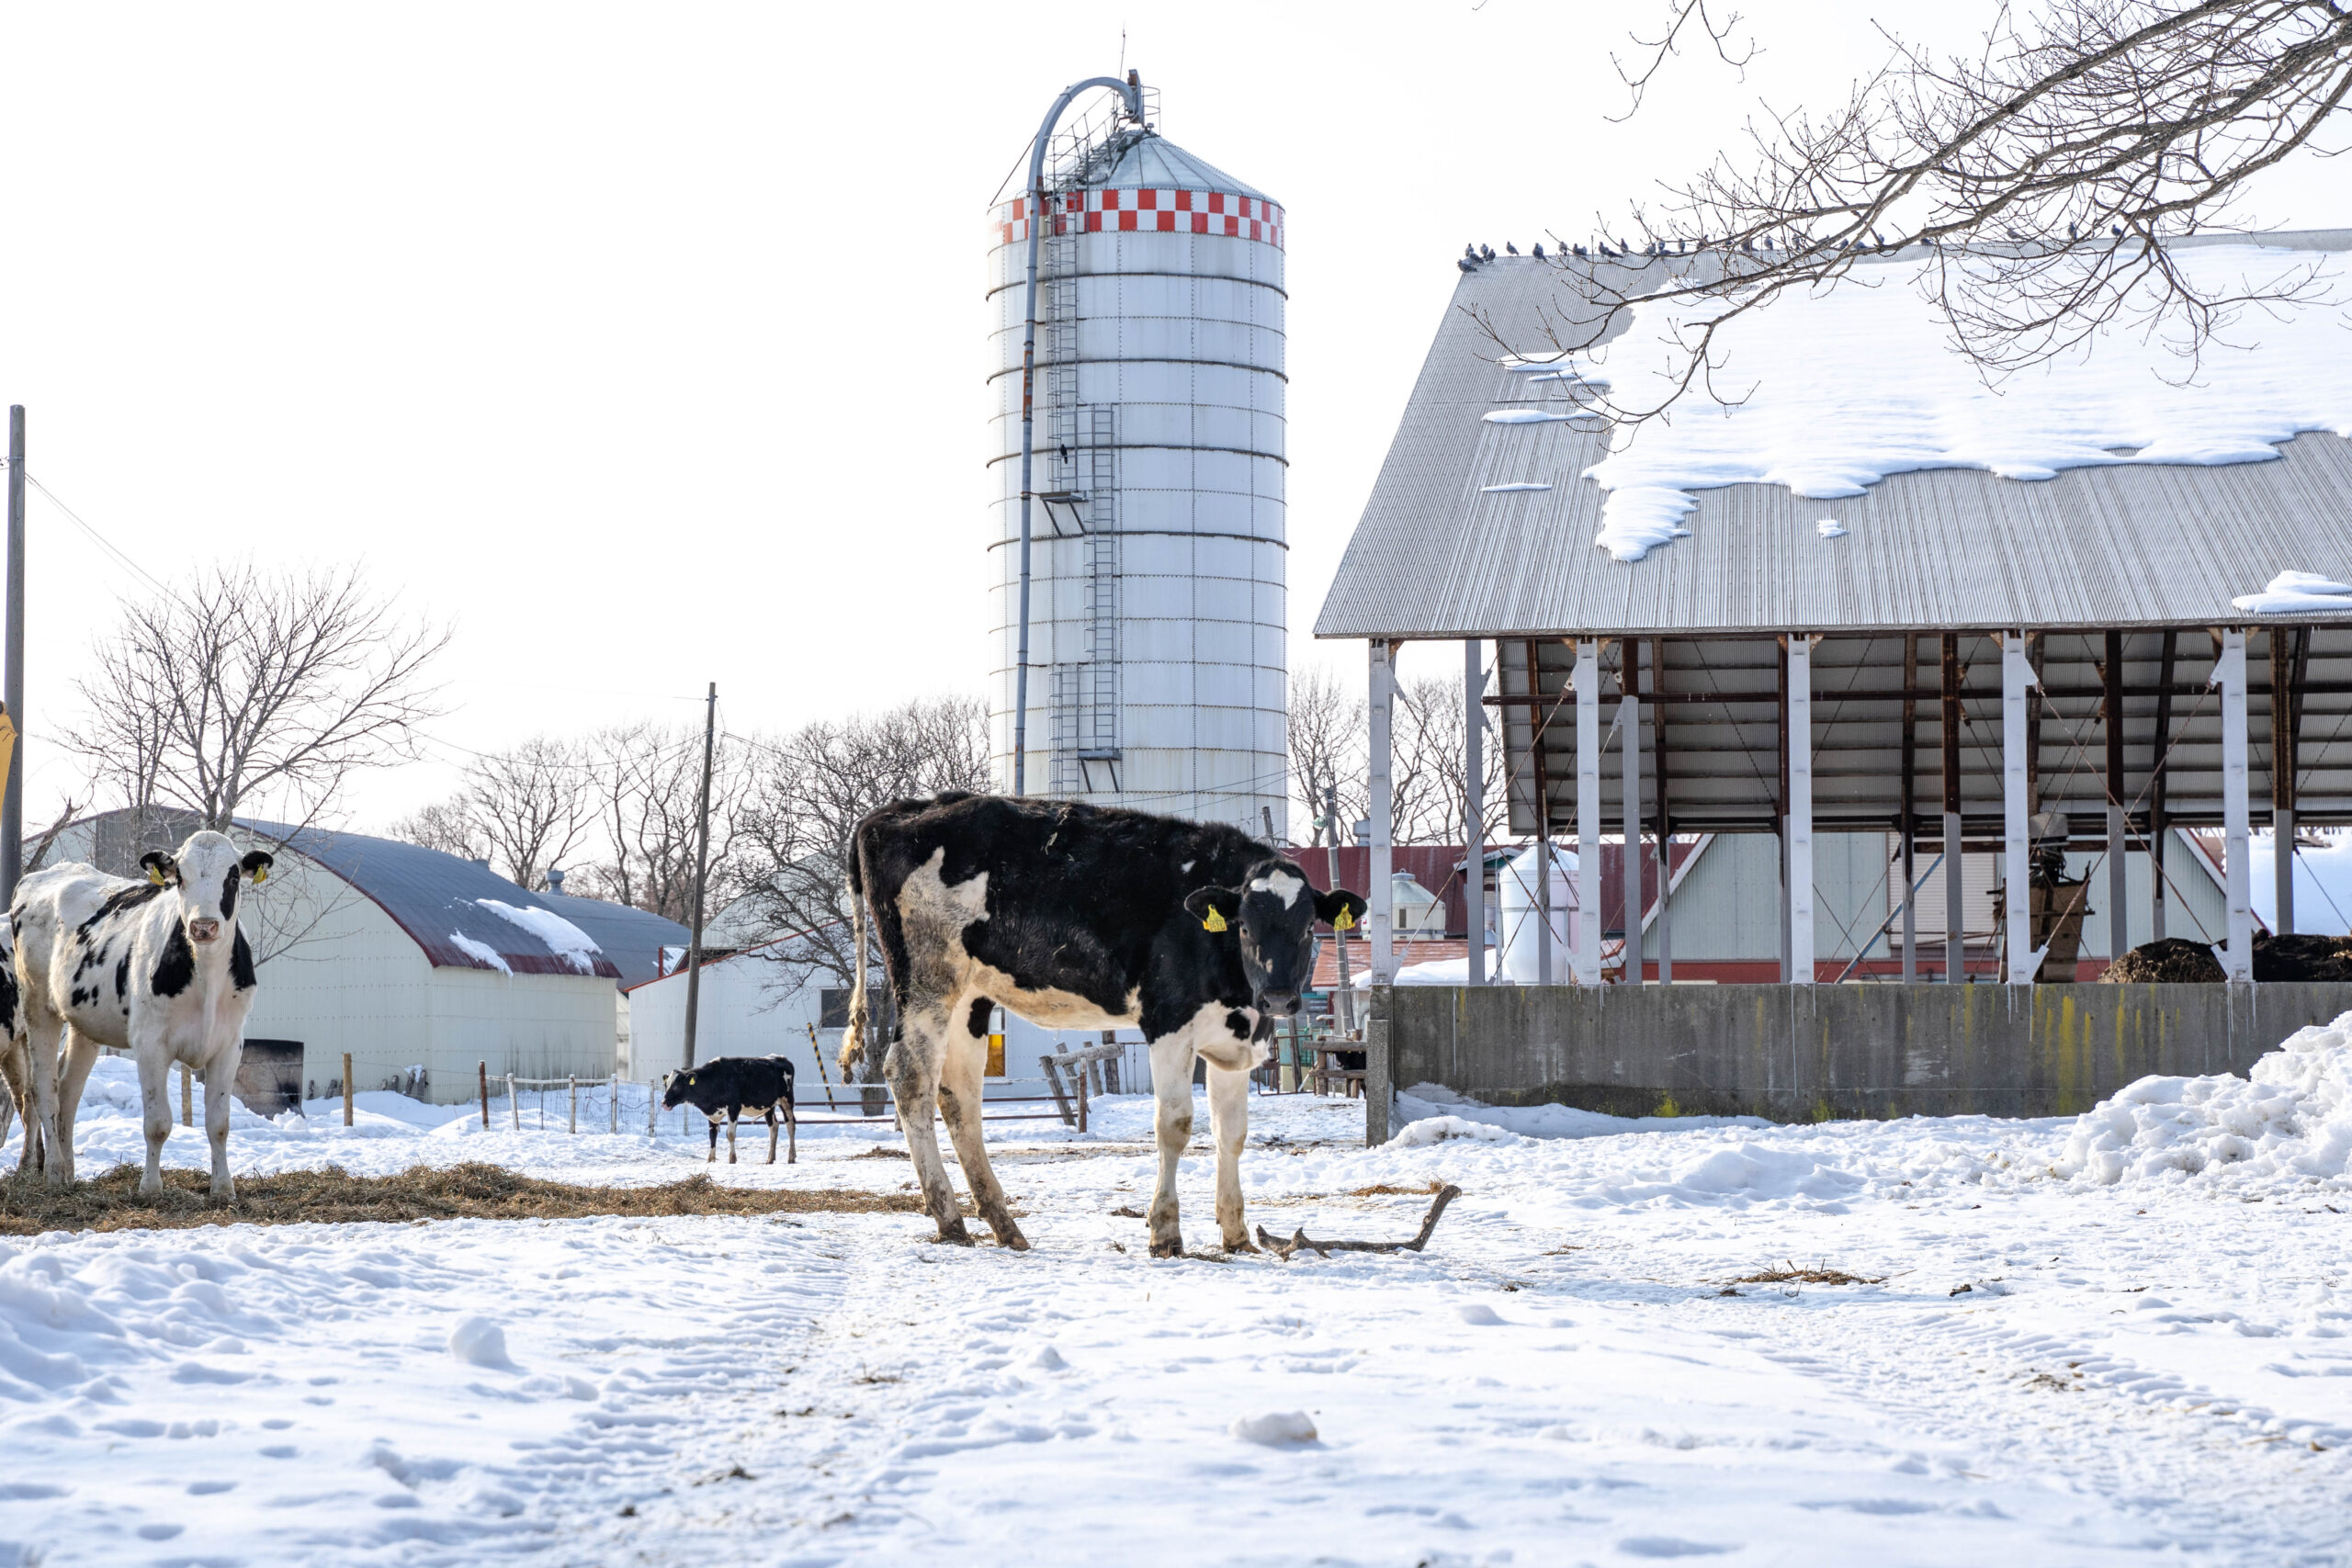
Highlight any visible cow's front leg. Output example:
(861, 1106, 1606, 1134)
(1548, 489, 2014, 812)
(727, 1111, 740, 1165)
(1204, 1062, 1255, 1252)
(888, 1019, 969, 1246)
(706, 1116, 719, 1163)
(135, 1046, 172, 1197)
(200, 1049, 237, 1201)
(766, 1108, 779, 1166)
(1145, 1035, 1196, 1258)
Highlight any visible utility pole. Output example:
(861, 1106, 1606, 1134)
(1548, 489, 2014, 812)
(2, 405, 23, 904)
(681, 682, 718, 1070)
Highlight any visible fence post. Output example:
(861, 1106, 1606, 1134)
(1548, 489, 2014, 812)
(180, 1064, 193, 1127)
(343, 1053, 355, 1127)
(569, 1075, 578, 1134)
(609, 1073, 618, 1134)
(507, 1072, 519, 1130)
(1040, 1055, 1074, 1127)
(1075, 1063, 1089, 1134)
(478, 1061, 489, 1128)
(647, 1078, 656, 1138)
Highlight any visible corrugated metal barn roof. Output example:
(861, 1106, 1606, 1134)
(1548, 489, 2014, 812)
(1312, 232, 2352, 838)
(1315, 230, 2352, 640)
(241, 818, 644, 983)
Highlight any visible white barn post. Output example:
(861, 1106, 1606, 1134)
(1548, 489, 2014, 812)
(1621, 644, 1642, 984)
(1369, 638, 1396, 986)
(2219, 629, 2254, 982)
(1464, 639, 1487, 984)
(2003, 634, 2035, 983)
(1787, 636, 1815, 986)
(1575, 639, 1602, 985)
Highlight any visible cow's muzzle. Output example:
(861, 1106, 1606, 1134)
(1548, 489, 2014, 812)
(188, 918, 222, 943)
(1257, 989, 1302, 1018)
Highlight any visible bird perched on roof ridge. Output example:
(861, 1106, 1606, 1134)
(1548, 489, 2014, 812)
(1506, 241, 1519, 254)
(1464, 242, 1477, 259)
(2111, 222, 2125, 236)
(1871, 229, 1886, 245)
(1532, 242, 1545, 259)
(1481, 243, 1496, 261)
(1457, 256, 1478, 273)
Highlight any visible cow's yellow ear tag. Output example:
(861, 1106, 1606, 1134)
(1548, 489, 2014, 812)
(1202, 907, 1227, 933)
(146, 864, 167, 886)
(1332, 908, 1355, 931)
(251, 866, 268, 886)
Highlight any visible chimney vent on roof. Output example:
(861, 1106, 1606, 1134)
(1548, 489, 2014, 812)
(547, 867, 567, 894)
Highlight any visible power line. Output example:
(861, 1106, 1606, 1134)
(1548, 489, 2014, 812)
(20, 473, 169, 593)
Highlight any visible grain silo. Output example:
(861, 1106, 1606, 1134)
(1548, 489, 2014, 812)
(986, 78, 1288, 836)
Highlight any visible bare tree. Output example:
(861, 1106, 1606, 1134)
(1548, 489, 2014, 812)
(571, 722, 752, 923)
(734, 695, 989, 1064)
(65, 562, 447, 831)
(458, 736, 593, 891)
(1496, 1, 2352, 421)
(390, 795, 485, 862)
(1392, 673, 1508, 847)
(1287, 662, 1366, 844)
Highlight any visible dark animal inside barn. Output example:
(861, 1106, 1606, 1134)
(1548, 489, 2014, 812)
(840, 792, 1365, 1258)
(662, 1055, 797, 1165)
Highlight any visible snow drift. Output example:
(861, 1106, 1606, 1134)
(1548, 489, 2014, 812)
(2053, 1009, 2352, 1190)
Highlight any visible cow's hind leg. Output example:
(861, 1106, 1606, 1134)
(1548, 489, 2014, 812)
(707, 1115, 719, 1163)
(1145, 1035, 1197, 1258)
(53, 1027, 105, 1179)
(765, 1107, 779, 1166)
(727, 1110, 740, 1165)
(886, 1010, 968, 1245)
(937, 1021, 1027, 1251)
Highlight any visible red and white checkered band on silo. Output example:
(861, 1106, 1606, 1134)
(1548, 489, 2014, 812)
(992, 187, 1285, 250)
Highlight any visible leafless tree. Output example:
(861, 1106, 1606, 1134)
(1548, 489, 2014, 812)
(65, 562, 447, 831)
(458, 736, 593, 892)
(1392, 674, 1508, 847)
(390, 795, 486, 862)
(1494, 1, 2352, 421)
(734, 695, 989, 1072)
(571, 722, 752, 924)
(1287, 662, 1366, 845)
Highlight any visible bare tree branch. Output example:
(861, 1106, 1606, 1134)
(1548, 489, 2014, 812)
(1494, 0, 2352, 424)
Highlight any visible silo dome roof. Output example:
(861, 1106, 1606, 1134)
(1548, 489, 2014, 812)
(1079, 132, 1270, 201)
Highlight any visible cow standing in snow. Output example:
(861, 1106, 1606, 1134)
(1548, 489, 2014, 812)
(13, 830, 274, 1193)
(842, 793, 1365, 1258)
(0, 921, 25, 1164)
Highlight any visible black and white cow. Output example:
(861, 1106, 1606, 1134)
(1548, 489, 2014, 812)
(842, 793, 1365, 1258)
(662, 1055, 797, 1165)
(0, 919, 25, 1165)
(13, 831, 273, 1194)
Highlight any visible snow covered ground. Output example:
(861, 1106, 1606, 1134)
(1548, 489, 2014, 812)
(6, 1024, 2352, 1567)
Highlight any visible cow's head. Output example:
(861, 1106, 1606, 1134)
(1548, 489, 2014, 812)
(1183, 859, 1367, 1019)
(661, 1070, 694, 1111)
(140, 830, 274, 947)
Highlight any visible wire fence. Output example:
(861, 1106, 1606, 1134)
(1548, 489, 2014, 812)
(465, 1067, 1090, 1138)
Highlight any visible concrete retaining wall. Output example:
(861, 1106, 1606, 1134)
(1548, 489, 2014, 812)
(1371, 983, 2352, 1135)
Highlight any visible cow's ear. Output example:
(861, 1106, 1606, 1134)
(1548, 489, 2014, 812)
(242, 850, 275, 886)
(1316, 888, 1367, 932)
(1183, 886, 1240, 934)
(140, 852, 177, 887)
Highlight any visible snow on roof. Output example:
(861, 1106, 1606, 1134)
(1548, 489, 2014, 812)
(233, 817, 651, 982)
(1584, 243, 2352, 561)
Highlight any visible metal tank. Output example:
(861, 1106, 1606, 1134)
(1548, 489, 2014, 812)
(985, 96, 1288, 836)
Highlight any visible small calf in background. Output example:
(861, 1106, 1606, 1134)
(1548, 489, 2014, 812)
(662, 1055, 797, 1165)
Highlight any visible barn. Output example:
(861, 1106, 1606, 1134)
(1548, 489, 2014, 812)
(1314, 230, 2352, 1129)
(42, 809, 687, 1104)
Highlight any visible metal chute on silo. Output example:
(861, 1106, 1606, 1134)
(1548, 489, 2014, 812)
(987, 74, 1289, 836)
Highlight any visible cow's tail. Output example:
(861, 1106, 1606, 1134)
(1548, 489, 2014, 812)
(840, 836, 871, 1076)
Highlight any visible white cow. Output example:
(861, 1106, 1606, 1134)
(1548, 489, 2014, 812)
(14, 830, 273, 1194)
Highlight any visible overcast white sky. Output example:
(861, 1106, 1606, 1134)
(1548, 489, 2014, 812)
(4, 1, 2343, 835)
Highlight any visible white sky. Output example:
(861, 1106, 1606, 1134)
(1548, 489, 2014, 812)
(3, 1, 2343, 833)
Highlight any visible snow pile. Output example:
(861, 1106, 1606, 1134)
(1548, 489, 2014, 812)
(448, 929, 512, 974)
(1396, 1081, 1769, 1142)
(2233, 569, 2352, 615)
(474, 898, 602, 973)
(1581, 243, 2352, 561)
(2052, 1010, 2352, 1190)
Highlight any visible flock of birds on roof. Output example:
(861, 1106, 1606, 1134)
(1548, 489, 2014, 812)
(1456, 222, 2130, 272)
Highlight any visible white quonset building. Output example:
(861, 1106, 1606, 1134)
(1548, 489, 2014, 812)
(987, 98, 1289, 833)
(45, 810, 686, 1104)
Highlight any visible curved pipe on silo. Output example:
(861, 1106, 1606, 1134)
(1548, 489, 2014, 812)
(1011, 71, 1146, 797)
